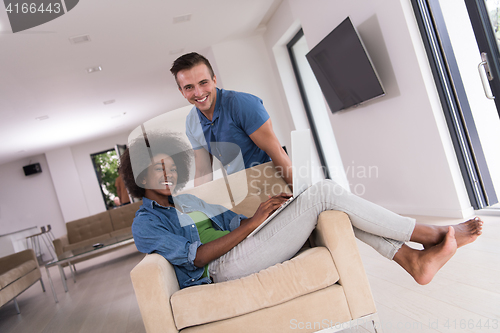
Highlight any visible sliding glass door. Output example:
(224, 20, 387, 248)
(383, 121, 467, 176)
(411, 0, 498, 209)
(465, 0, 500, 115)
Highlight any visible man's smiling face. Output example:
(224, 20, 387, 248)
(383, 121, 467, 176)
(176, 63, 217, 117)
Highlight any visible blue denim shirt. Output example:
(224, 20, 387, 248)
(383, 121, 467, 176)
(185, 88, 271, 174)
(132, 195, 246, 289)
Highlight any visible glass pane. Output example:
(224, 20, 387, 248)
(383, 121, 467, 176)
(91, 149, 120, 209)
(485, 0, 500, 50)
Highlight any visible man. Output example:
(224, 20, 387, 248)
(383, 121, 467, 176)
(170, 52, 292, 186)
(114, 171, 131, 206)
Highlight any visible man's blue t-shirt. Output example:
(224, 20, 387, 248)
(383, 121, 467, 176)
(185, 88, 271, 174)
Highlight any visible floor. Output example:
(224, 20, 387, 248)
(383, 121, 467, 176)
(352, 212, 500, 333)
(0, 213, 498, 333)
(0, 245, 147, 333)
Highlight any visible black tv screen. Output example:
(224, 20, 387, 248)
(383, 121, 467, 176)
(306, 17, 385, 113)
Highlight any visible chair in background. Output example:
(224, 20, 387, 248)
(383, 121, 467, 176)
(25, 225, 57, 264)
(40, 225, 57, 258)
(0, 249, 45, 314)
(44, 225, 56, 243)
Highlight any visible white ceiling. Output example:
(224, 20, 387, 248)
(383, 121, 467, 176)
(0, 0, 281, 165)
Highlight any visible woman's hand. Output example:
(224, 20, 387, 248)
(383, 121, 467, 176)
(193, 193, 292, 268)
(245, 193, 292, 229)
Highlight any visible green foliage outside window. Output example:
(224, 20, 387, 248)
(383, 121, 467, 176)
(92, 149, 119, 209)
(487, 1, 500, 40)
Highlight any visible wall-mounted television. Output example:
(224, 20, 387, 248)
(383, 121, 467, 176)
(306, 17, 385, 113)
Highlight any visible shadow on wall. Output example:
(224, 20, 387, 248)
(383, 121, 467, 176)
(357, 14, 401, 103)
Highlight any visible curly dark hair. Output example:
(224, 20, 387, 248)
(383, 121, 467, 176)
(170, 52, 215, 88)
(119, 131, 192, 199)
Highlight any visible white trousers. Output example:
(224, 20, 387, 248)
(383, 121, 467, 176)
(209, 179, 416, 282)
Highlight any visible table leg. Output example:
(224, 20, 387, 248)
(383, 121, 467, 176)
(58, 264, 68, 292)
(45, 266, 58, 303)
(69, 262, 76, 283)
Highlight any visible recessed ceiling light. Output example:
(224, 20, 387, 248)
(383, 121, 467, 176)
(87, 66, 102, 73)
(173, 14, 192, 24)
(111, 112, 126, 119)
(69, 34, 91, 44)
(35, 115, 49, 121)
(103, 99, 116, 105)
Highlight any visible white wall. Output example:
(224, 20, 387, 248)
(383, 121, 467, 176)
(209, 33, 295, 151)
(46, 146, 90, 223)
(0, 154, 66, 239)
(262, 0, 350, 188)
(263, 1, 302, 139)
(263, 0, 473, 217)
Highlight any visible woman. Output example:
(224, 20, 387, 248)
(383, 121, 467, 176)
(120, 132, 483, 289)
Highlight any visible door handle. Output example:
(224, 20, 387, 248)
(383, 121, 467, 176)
(478, 52, 495, 100)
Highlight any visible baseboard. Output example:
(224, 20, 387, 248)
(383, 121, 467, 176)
(380, 204, 475, 219)
(475, 208, 500, 216)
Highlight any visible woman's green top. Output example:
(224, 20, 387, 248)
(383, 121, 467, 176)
(188, 211, 230, 278)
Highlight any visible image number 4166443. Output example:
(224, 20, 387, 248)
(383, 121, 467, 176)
(5, 2, 62, 14)
(2, 0, 80, 33)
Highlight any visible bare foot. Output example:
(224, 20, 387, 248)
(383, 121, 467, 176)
(395, 226, 457, 285)
(453, 217, 483, 247)
(416, 217, 483, 249)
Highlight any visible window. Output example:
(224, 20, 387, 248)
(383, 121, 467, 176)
(287, 29, 352, 189)
(411, 0, 498, 208)
(287, 29, 330, 179)
(91, 149, 120, 210)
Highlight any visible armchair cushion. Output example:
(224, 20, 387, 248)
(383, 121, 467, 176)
(0, 248, 36, 274)
(171, 247, 339, 330)
(67, 211, 113, 244)
(0, 260, 38, 288)
(109, 201, 143, 230)
(180, 284, 352, 333)
(312, 210, 376, 319)
(0, 249, 42, 310)
(130, 253, 180, 333)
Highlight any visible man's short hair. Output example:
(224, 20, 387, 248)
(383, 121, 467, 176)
(170, 52, 215, 87)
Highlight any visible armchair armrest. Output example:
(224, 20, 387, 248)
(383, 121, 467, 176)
(53, 235, 69, 258)
(0, 249, 38, 275)
(311, 210, 377, 320)
(130, 253, 180, 333)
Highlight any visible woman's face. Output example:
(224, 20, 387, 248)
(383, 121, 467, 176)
(142, 154, 178, 197)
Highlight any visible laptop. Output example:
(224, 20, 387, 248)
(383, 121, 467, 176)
(246, 129, 312, 238)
